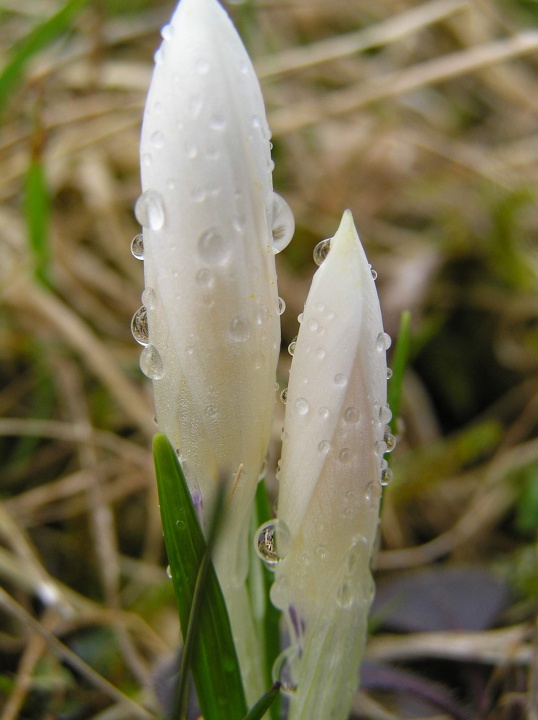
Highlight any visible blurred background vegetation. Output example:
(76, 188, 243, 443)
(0, 0, 537, 718)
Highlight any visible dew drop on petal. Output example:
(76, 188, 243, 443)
(288, 337, 297, 356)
(131, 306, 148, 346)
(205, 405, 218, 419)
(141, 287, 156, 310)
(140, 344, 163, 380)
(313, 238, 331, 266)
(255, 520, 291, 569)
(198, 228, 231, 266)
(142, 153, 152, 167)
(381, 467, 393, 486)
(375, 440, 387, 456)
(278, 297, 286, 315)
(131, 233, 144, 259)
(338, 448, 352, 463)
(280, 388, 288, 404)
(369, 264, 378, 280)
(379, 404, 393, 424)
(344, 407, 360, 424)
(256, 305, 270, 324)
(319, 406, 330, 420)
(384, 427, 396, 452)
(334, 373, 347, 387)
(365, 481, 382, 503)
(297, 312, 303, 324)
(271, 193, 295, 253)
(151, 130, 165, 149)
(229, 316, 250, 342)
(318, 440, 330, 455)
(294, 397, 309, 416)
(376, 332, 392, 351)
(161, 23, 174, 40)
(135, 190, 165, 230)
(336, 580, 354, 608)
(195, 268, 214, 288)
(387, 367, 393, 379)
(308, 318, 318, 332)
(315, 348, 326, 360)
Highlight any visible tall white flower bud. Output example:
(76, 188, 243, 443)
(135, 0, 293, 700)
(268, 211, 391, 720)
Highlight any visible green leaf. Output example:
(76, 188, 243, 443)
(242, 682, 281, 720)
(153, 434, 247, 720)
(24, 158, 51, 287)
(247, 481, 281, 720)
(0, 0, 87, 115)
(388, 310, 411, 435)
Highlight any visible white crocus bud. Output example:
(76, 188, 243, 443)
(267, 211, 391, 720)
(135, 0, 293, 700)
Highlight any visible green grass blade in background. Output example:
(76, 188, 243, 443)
(242, 682, 281, 720)
(0, 0, 87, 115)
(247, 480, 281, 720)
(153, 434, 247, 720)
(388, 310, 412, 436)
(24, 158, 51, 288)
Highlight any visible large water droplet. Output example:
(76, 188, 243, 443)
(254, 520, 290, 569)
(381, 467, 393, 486)
(161, 23, 174, 40)
(131, 233, 144, 259)
(198, 228, 231, 266)
(379, 404, 392, 424)
(131, 306, 148, 346)
(135, 190, 165, 230)
(280, 388, 288, 404)
(294, 398, 309, 416)
(376, 332, 392, 351)
(229, 316, 250, 342)
(278, 297, 286, 315)
(387, 367, 393, 379)
(140, 344, 163, 380)
(288, 337, 297, 356)
(272, 647, 299, 695)
(271, 193, 295, 253)
(384, 427, 396, 452)
(369, 264, 378, 280)
(313, 238, 331, 266)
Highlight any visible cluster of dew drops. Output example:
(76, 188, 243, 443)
(255, 235, 397, 578)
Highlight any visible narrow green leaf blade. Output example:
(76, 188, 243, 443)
(388, 310, 412, 434)
(0, 0, 87, 114)
(24, 158, 51, 287)
(153, 434, 247, 720)
(242, 682, 281, 720)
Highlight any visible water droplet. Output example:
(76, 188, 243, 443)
(365, 481, 382, 503)
(141, 287, 156, 309)
(131, 306, 148, 346)
(142, 153, 152, 167)
(294, 397, 309, 416)
(196, 58, 210, 74)
(161, 23, 174, 40)
(229, 316, 250, 342)
(384, 428, 396, 452)
(140, 344, 163, 380)
(381, 467, 393, 486)
(151, 130, 164, 149)
(176, 518, 186, 530)
(297, 312, 303, 324)
(387, 367, 393, 379)
(379, 404, 392, 424)
(252, 114, 261, 128)
(271, 193, 295, 253)
(318, 440, 330, 455)
(210, 115, 226, 130)
(375, 440, 387, 456)
(319, 406, 330, 420)
(205, 405, 217, 419)
(255, 520, 290, 569)
(255, 305, 270, 324)
(198, 228, 231, 266)
(369, 264, 378, 280)
(315, 348, 326, 360)
(336, 579, 354, 608)
(195, 268, 214, 288)
(344, 407, 360, 424)
(278, 297, 286, 315)
(313, 238, 331, 266)
(131, 233, 144, 259)
(376, 332, 392, 351)
(288, 337, 297, 355)
(339, 448, 352, 463)
(334, 373, 347, 387)
(308, 318, 318, 332)
(154, 47, 164, 65)
(272, 647, 299, 695)
(135, 190, 165, 230)
(166, 564, 172, 579)
(280, 388, 288, 404)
